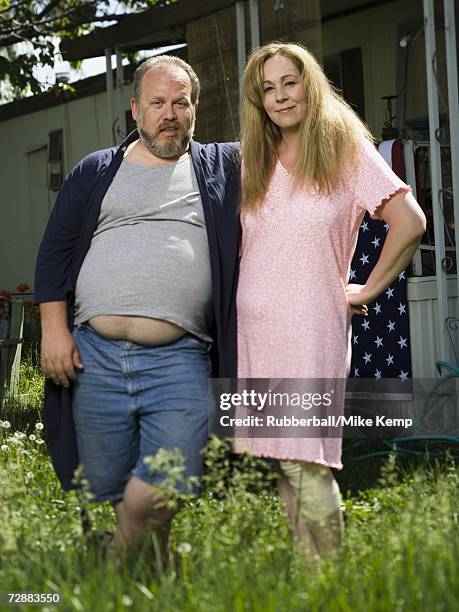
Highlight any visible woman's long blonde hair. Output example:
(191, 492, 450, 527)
(240, 42, 374, 211)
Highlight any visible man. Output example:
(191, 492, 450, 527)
(34, 55, 240, 556)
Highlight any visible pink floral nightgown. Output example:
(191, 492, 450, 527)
(235, 139, 411, 468)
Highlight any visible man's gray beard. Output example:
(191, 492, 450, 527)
(139, 128, 191, 159)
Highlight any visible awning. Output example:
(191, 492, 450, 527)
(60, 0, 239, 60)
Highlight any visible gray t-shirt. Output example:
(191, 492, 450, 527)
(74, 155, 213, 342)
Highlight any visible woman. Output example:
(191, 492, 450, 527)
(235, 42, 426, 558)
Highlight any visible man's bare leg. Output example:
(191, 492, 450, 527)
(112, 476, 176, 565)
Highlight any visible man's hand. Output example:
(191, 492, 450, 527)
(41, 328, 83, 387)
(345, 283, 369, 317)
(39, 300, 83, 388)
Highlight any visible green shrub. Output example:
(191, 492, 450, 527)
(0, 402, 458, 611)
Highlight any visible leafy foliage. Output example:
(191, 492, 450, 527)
(0, 0, 173, 98)
(1, 363, 458, 610)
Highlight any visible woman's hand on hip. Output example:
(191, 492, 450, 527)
(345, 283, 369, 316)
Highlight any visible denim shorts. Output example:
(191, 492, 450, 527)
(72, 324, 211, 502)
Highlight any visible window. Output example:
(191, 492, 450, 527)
(48, 129, 63, 191)
(324, 47, 365, 120)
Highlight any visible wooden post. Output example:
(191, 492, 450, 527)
(0, 299, 24, 402)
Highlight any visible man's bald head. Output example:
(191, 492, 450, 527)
(133, 55, 200, 107)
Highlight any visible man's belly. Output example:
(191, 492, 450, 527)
(88, 315, 186, 345)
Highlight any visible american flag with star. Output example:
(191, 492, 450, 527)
(349, 140, 412, 382)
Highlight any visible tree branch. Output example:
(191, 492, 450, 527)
(37, 0, 69, 19)
(0, 0, 165, 100)
(0, 7, 126, 46)
(0, 0, 31, 16)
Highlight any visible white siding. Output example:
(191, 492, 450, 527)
(0, 87, 133, 291)
(408, 276, 459, 378)
(322, 0, 424, 136)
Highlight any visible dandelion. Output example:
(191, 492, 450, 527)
(176, 542, 192, 554)
(26, 471, 34, 480)
(1, 421, 11, 429)
(121, 595, 133, 607)
(29, 434, 36, 441)
(1, 445, 8, 451)
(73, 585, 81, 596)
(35, 422, 44, 431)
(35, 439, 45, 445)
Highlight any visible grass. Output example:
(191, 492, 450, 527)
(0, 362, 458, 611)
